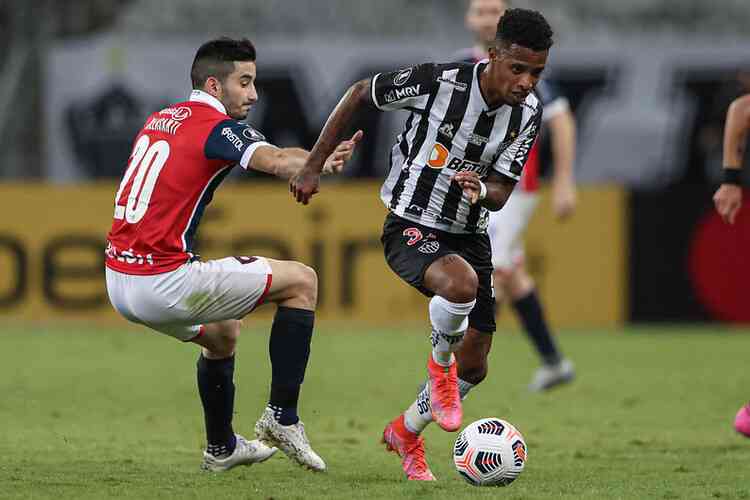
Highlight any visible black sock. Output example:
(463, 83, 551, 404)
(268, 306, 315, 425)
(197, 354, 236, 456)
(513, 290, 561, 365)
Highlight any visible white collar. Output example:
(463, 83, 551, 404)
(189, 89, 227, 115)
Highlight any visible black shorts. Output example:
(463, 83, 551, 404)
(381, 212, 496, 333)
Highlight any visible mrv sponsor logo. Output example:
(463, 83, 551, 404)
(385, 85, 421, 104)
(222, 127, 245, 151)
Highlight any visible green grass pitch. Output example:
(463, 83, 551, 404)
(1, 322, 749, 499)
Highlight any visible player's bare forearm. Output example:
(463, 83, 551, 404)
(305, 79, 371, 174)
(723, 94, 750, 169)
(250, 146, 308, 179)
(549, 109, 576, 185)
(272, 148, 309, 179)
(481, 176, 516, 211)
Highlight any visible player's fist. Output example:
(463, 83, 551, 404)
(713, 184, 743, 224)
(453, 171, 482, 204)
(290, 168, 320, 205)
(552, 179, 577, 220)
(322, 130, 363, 175)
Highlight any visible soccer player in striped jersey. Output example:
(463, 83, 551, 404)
(463, 0, 578, 392)
(712, 93, 749, 437)
(105, 38, 361, 472)
(291, 9, 553, 480)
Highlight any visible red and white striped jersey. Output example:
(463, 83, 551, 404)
(106, 90, 271, 275)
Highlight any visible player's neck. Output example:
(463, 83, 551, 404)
(478, 67, 506, 108)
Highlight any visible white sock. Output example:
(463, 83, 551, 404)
(403, 377, 477, 434)
(403, 384, 432, 434)
(429, 296, 476, 366)
(458, 377, 475, 400)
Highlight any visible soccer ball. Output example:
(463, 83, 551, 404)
(453, 417, 528, 486)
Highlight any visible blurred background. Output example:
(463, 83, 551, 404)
(0, 0, 748, 327)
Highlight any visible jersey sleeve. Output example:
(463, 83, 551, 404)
(370, 63, 438, 112)
(492, 109, 543, 181)
(204, 119, 273, 169)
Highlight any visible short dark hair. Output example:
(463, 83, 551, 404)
(495, 8, 553, 52)
(190, 37, 256, 89)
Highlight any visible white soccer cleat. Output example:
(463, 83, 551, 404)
(254, 408, 326, 472)
(528, 358, 575, 392)
(201, 433, 277, 472)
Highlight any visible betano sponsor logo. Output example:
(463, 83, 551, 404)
(427, 143, 488, 175)
(384, 84, 421, 104)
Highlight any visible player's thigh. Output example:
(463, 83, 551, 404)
(106, 267, 205, 341)
(487, 191, 539, 271)
(262, 258, 318, 305)
(180, 256, 273, 323)
(381, 213, 464, 297)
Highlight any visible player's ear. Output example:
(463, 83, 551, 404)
(204, 76, 222, 98)
(487, 45, 498, 61)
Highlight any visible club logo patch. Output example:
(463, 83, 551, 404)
(418, 241, 440, 254)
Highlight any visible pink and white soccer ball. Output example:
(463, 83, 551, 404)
(453, 417, 528, 486)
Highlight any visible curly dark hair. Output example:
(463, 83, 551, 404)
(495, 8, 553, 52)
(191, 37, 256, 88)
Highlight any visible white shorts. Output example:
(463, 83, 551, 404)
(105, 256, 273, 341)
(487, 190, 539, 270)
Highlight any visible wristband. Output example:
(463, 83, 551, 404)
(478, 180, 487, 200)
(722, 168, 742, 185)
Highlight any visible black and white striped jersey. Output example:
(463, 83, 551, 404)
(371, 61, 542, 234)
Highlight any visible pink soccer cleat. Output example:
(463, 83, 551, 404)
(427, 355, 462, 432)
(734, 403, 750, 437)
(382, 415, 436, 481)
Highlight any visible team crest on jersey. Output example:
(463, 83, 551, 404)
(393, 68, 413, 86)
(418, 241, 441, 254)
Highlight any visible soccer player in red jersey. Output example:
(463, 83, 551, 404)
(105, 38, 361, 472)
(712, 93, 749, 437)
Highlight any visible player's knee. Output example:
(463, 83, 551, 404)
(444, 269, 478, 303)
(218, 320, 240, 353)
(292, 262, 318, 309)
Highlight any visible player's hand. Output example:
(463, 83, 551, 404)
(713, 184, 743, 224)
(552, 179, 577, 220)
(453, 171, 482, 205)
(290, 168, 320, 205)
(322, 130, 363, 175)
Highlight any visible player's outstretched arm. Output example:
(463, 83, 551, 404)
(290, 79, 372, 204)
(714, 94, 750, 224)
(453, 170, 516, 211)
(249, 132, 362, 180)
(548, 107, 577, 220)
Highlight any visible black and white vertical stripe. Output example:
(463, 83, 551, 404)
(379, 61, 542, 234)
